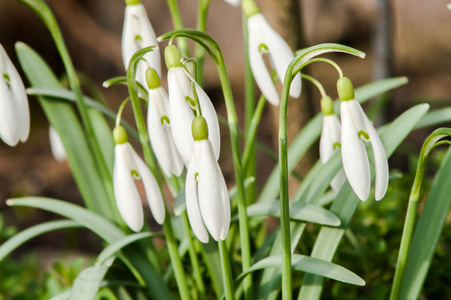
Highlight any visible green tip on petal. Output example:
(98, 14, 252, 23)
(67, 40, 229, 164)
(242, 0, 259, 17)
(113, 126, 128, 144)
(164, 45, 182, 69)
(337, 77, 355, 101)
(125, 0, 140, 5)
(321, 95, 334, 115)
(146, 68, 161, 89)
(192, 116, 209, 141)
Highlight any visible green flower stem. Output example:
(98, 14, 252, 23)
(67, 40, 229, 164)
(243, 94, 266, 173)
(243, 11, 257, 205)
(181, 212, 207, 300)
(17, 0, 118, 222)
(219, 240, 236, 300)
(217, 51, 253, 300)
(127, 48, 190, 300)
(166, 0, 189, 57)
(300, 74, 326, 98)
(389, 128, 451, 300)
(195, 0, 211, 85)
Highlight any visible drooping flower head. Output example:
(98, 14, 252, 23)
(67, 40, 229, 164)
(319, 95, 346, 193)
(122, 0, 160, 88)
(113, 126, 165, 232)
(242, 0, 302, 106)
(0, 44, 30, 146)
(338, 77, 389, 201)
(185, 116, 230, 243)
(164, 45, 221, 166)
(49, 126, 66, 162)
(146, 67, 184, 177)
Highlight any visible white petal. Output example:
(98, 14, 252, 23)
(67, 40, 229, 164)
(185, 152, 209, 243)
(248, 15, 280, 106)
(168, 68, 195, 165)
(196, 140, 224, 241)
(217, 164, 230, 240)
(49, 126, 66, 161)
(132, 149, 166, 224)
(320, 115, 341, 163)
(148, 88, 174, 177)
(224, 0, 241, 6)
(364, 117, 389, 201)
(194, 83, 221, 160)
(340, 101, 370, 201)
(113, 144, 144, 232)
(258, 14, 301, 98)
(0, 78, 20, 146)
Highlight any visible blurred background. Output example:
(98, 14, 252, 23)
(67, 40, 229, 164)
(0, 0, 451, 299)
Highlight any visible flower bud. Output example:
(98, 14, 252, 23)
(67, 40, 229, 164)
(165, 45, 182, 69)
(337, 77, 355, 101)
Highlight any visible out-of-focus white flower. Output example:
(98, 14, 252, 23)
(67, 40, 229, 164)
(224, 0, 241, 7)
(146, 68, 184, 177)
(319, 96, 346, 193)
(164, 45, 220, 166)
(113, 126, 165, 232)
(0, 44, 30, 146)
(49, 126, 66, 162)
(122, 0, 160, 88)
(243, 1, 301, 106)
(185, 116, 230, 243)
(338, 77, 388, 201)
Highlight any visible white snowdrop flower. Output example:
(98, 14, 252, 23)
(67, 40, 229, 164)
(243, 0, 302, 106)
(0, 44, 30, 146)
(185, 116, 230, 243)
(146, 68, 184, 177)
(319, 96, 346, 193)
(113, 126, 165, 232)
(338, 77, 389, 201)
(49, 126, 66, 162)
(164, 45, 221, 166)
(122, 0, 160, 88)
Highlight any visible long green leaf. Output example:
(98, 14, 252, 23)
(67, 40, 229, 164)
(69, 257, 115, 300)
(297, 104, 430, 300)
(238, 254, 365, 286)
(7, 197, 173, 299)
(96, 232, 162, 265)
(16, 42, 115, 221)
(240, 202, 340, 226)
(0, 220, 80, 262)
(400, 147, 451, 299)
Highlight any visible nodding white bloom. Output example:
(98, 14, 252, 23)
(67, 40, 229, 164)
(0, 44, 30, 146)
(185, 116, 230, 243)
(146, 68, 184, 177)
(113, 126, 165, 232)
(164, 45, 221, 166)
(243, 1, 302, 106)
(319, 96, 346, 193)
(49, 126, 66, 162)
(338, 77, 389, 201)
(122, 0, 160, 88)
